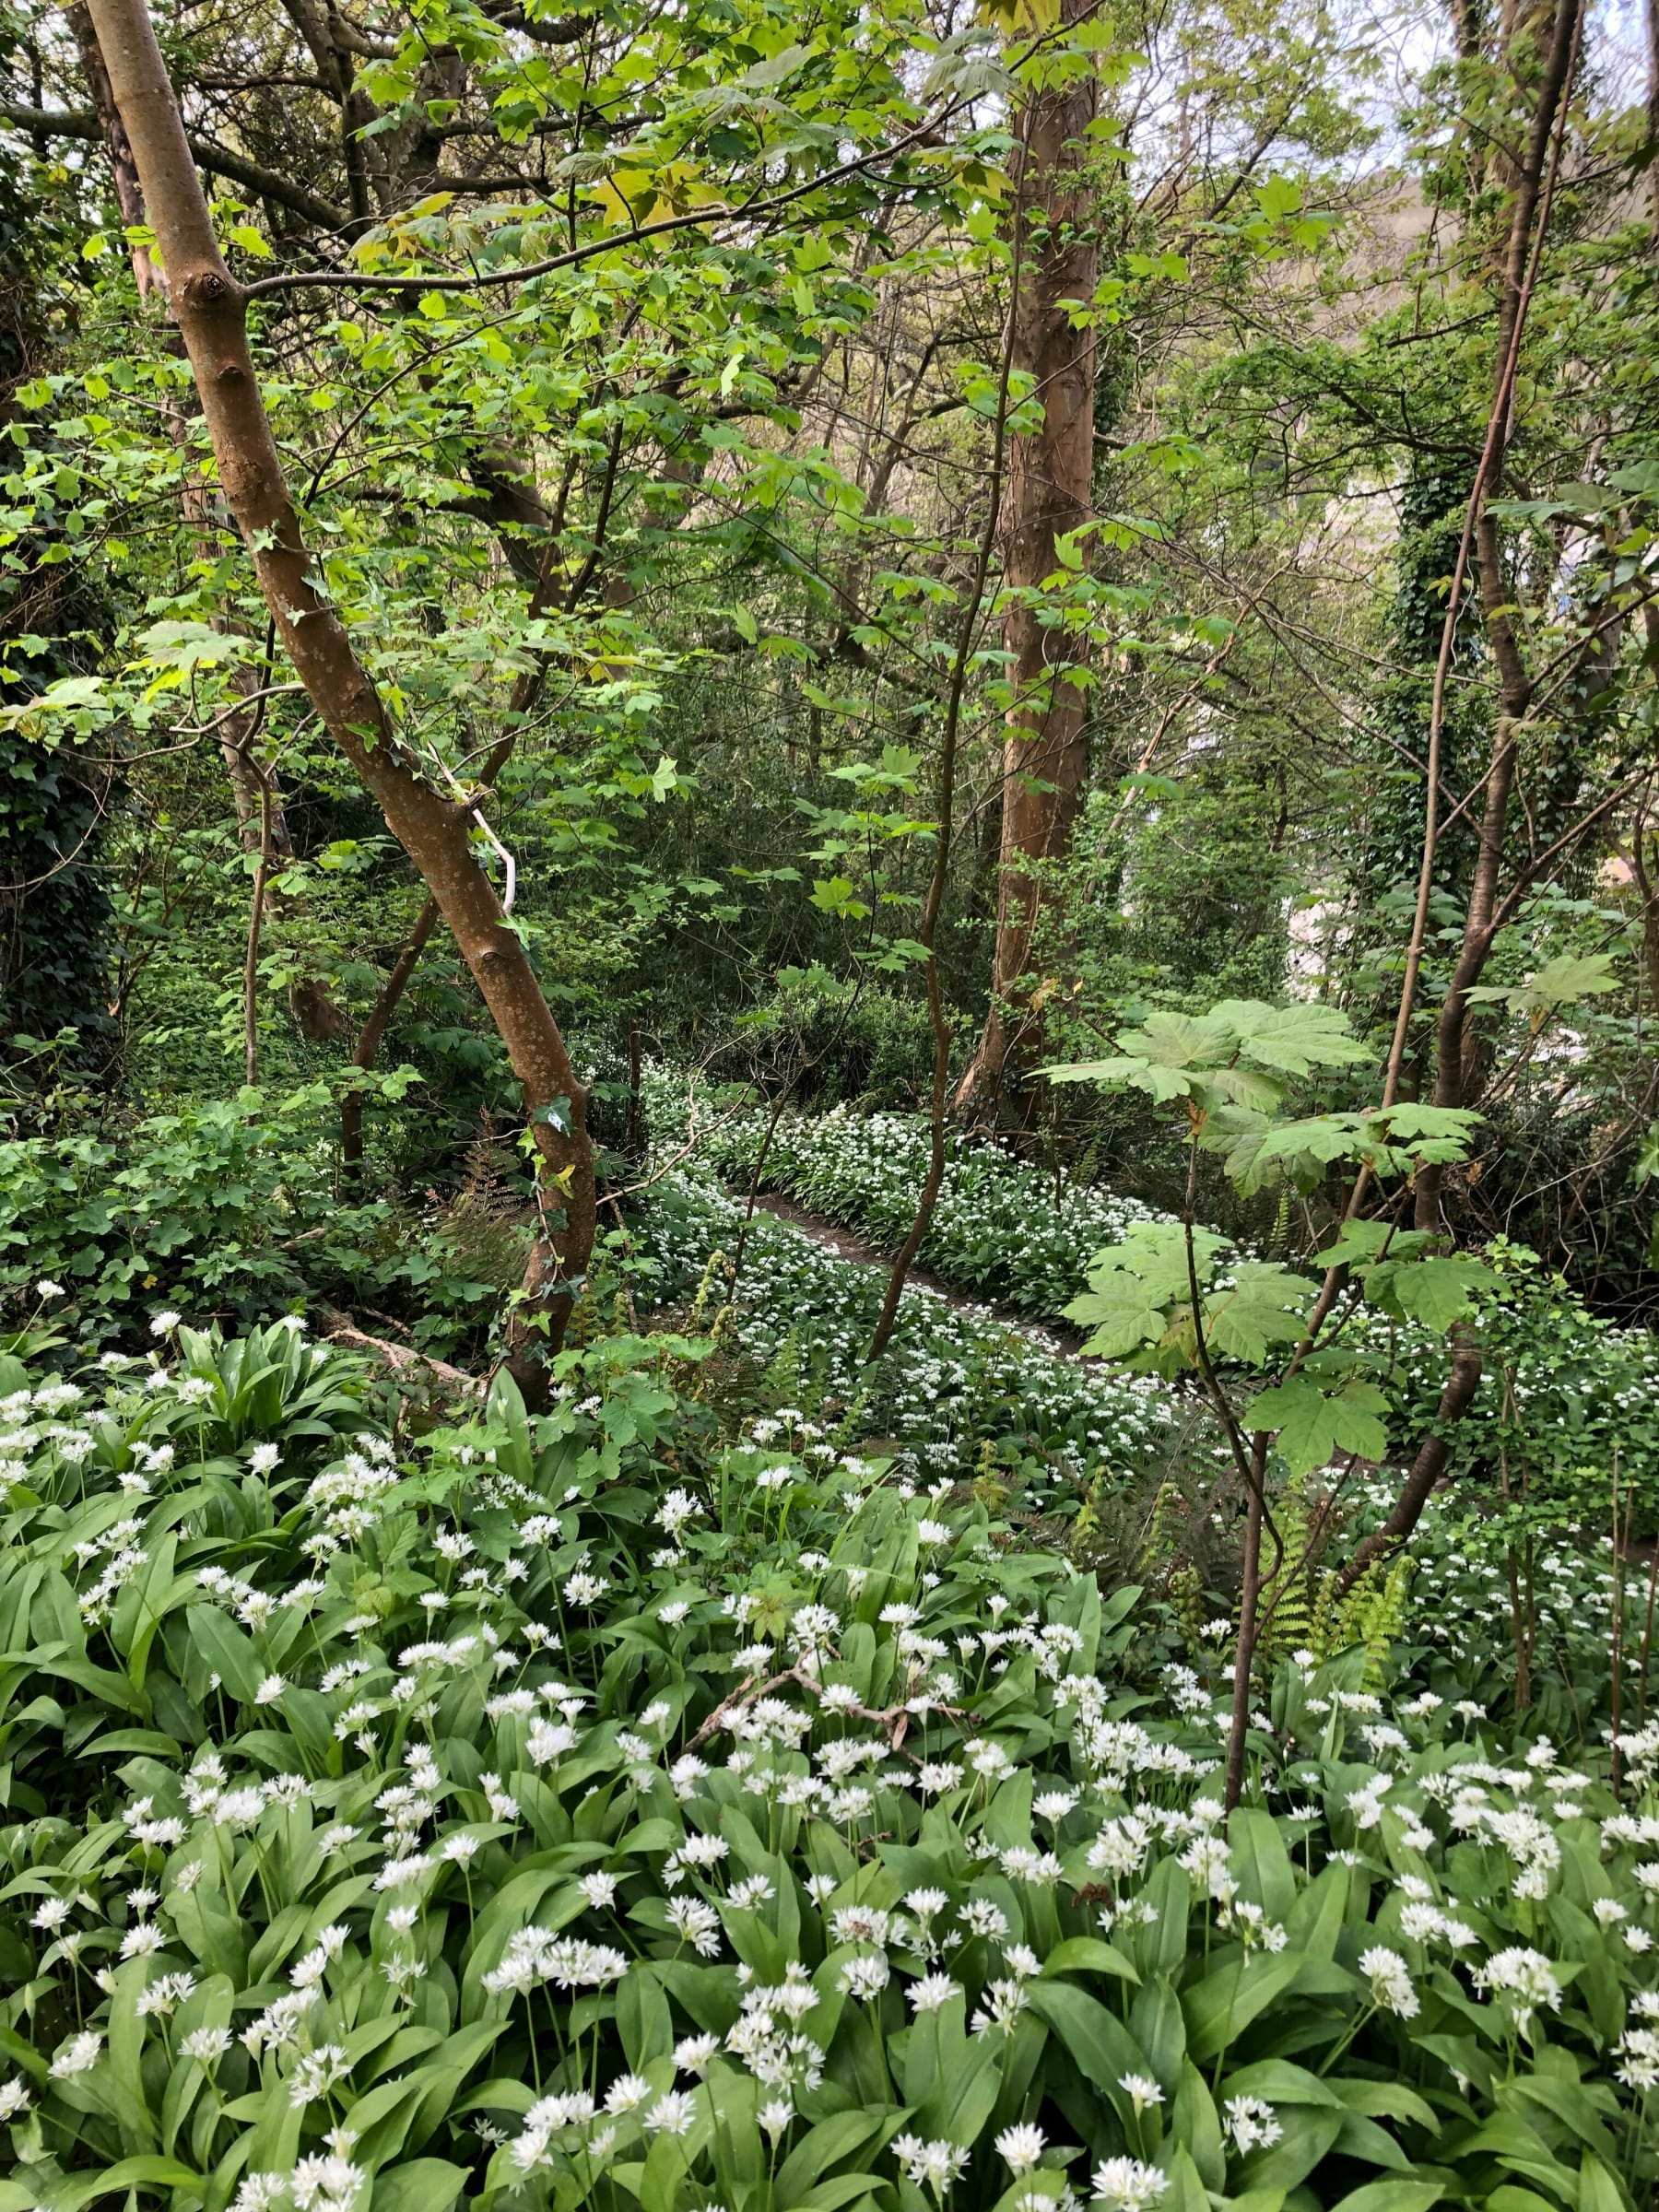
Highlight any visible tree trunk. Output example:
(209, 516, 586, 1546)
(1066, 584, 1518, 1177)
(1409, 0, 1579, 1228)
(955, 5, 1099, 1112)
(341, 895, 441, 1176)
(67, 3, 159, 297)
(71, 0, 345, 1042)
(84, 0, 594, 1401)
(1334, 1331, 1485, 1596)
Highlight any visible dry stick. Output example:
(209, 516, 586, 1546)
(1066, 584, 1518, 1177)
(1500, 1366, 1532, 1710)
(865, 171, 1026, 1360)
(1327, 0, 1584, 1587)
(1640, 1531, 1659, 1727)
(1613, 1448, 1627, 1796)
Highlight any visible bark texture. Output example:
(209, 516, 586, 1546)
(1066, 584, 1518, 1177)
(957, 6, 1099, 1110)
(85, 0, 594, 1396)
(71, 0, 344, 1041)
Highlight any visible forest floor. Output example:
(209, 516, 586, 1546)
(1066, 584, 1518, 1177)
(749, 1189, 1092, 1358)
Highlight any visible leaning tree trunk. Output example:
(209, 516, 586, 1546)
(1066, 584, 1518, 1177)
(71, 0, 345, 1042)
(955, 2, 1099, 1113)
(84, 0, 594, 1402)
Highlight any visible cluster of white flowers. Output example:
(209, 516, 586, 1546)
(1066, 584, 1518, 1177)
(7, 1305, 1659, 2212)
(633, 1073, 1181, 1500)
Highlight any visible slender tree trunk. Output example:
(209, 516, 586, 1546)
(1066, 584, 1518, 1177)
(244, 768, 273, 1086)
(341, 895, 441, 1175)
(1223, 1451, 1267, 1813)
(71, 0, 345, 1041)
(67, 3, 159, 297)
(214, 664, 347, 1041)
(85, 0, 594, 1401)
(955, 1, 1099, 1112)
(868, 200, 1024, 1356)
(1334, 1331, 1484, 1597)
(1409, 0, 1580, 1227)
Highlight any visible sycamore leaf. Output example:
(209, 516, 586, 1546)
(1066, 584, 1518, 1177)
(1043, 1055, 1199, 1103)
(1209, 999, 1372, 1076)
(1062, 1282, 1169, 1358)
(1315, 1219, 1431, 1270)
(1374, 1103, 1483, 1146)
(1114, 1010, 1232, 1068)
(1246, 1376, 1389, 1476)
(1203, 1263, 1311, 1363)
(1363, 1253, 1494, 1331)
(1206, 1066, 1286, 1112)
(1063, 1224, 1226, 1357)
(1465, 952, 1621, 1023)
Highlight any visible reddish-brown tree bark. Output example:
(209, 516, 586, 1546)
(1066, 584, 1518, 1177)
(956, 5, 1099, 1112)
(84, 0, 594, 1401)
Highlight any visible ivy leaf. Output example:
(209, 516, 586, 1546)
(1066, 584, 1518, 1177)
(1246, 1375, 1389, 1475)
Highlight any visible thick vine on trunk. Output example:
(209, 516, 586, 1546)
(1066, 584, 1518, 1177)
(84, 0, 594, 1401)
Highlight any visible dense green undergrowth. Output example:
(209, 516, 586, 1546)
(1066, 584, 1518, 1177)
(0, 1312, 1656, 2212)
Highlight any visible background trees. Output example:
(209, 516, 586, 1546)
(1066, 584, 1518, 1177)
(0, 0, 1656, 1348)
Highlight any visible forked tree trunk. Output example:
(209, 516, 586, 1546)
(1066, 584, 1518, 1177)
(84, 0, 594, 1400)
(955, 3, 1099, 1112)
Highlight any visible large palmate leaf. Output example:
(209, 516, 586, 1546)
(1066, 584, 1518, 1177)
(1246, 1374, 1390, 1474)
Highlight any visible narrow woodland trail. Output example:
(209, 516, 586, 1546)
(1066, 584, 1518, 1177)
(747, 1190, 1091, 1358)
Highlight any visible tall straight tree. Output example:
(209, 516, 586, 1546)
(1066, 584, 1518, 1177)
(80, 0, 594, 1400)
(956, 0, 1100, 1112)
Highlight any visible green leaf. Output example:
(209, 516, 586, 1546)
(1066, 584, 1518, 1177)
(1026, 1979, 1152, 2096)
(1324, 2185, 1444, 2212)
(371, 2161, 467, 2212)
(1466, 952, 1621, 1023)
(1372, 1254, 1494, 1331)
(183, 1603, 264, 1704)
(51, 2158, 205, 2212)
(1204, 1265, 1311, 1363)
(1573, 2167, 1628, 2212)
(1245, 1376, 1388, 1475)
(1040, 1936, 1139, 1983)
(1182, 1951, 1303, 2062)
(1061, 1280, 1167, 1359)
(1209, 998, 1372, 1074)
